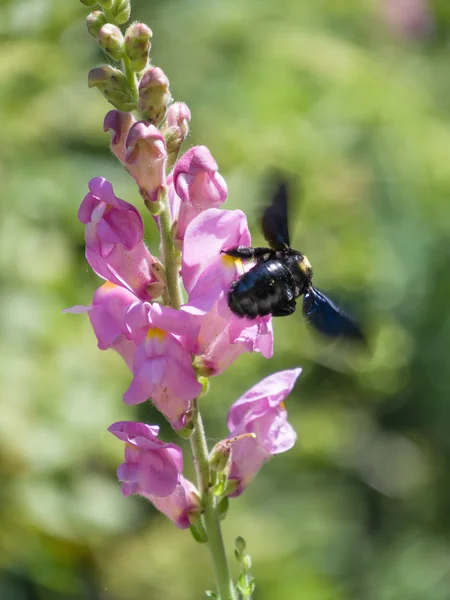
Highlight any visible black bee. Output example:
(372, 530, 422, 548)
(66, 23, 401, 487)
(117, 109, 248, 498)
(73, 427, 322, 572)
(222, 178, 364, 341)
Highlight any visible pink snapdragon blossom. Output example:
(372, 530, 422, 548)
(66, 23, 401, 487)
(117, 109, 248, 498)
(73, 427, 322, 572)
(123, 303, 202, 429)
(169, 146, 227, 245)
(65, 282, 140, 369)
(185, 296, 273, 375)
(226, 369, 301, 496)
(182, 208, 251, 312)
(104, 110, 137, 164)
(108, 421, 201, 529)
(125, 122, 167, 203)
(181, 208, 273, 373)
(79, 177, 158, 299)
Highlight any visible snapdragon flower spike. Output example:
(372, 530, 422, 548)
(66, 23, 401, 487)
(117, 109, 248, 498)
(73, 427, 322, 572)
(123, 303, 202, 429)
(78, 178, 159, 300)
(226, 369, 301, 496)
(169, 146, 227, 245)
(125, 122, 167, 205)
(108, 421, 201, 529)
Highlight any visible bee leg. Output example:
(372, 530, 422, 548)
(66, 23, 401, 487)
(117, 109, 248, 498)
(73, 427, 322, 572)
(221, 246, 273, 260)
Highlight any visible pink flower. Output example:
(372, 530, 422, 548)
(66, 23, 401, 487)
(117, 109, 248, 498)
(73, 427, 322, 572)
(226, 369, 301, 496)
(166, 102, 191, 131)
(169, 146, 227, 245)
(104, 110, 137, 164)
(184, 296, 273, 376)
(181, 208, 273, 373)
(108, 421, 200, 529)
(79, 178, 158, 299)
(381, 0, 433, 38)
(125, 122, 167, 203)
(182, 208, 251, 312)
(123, 304, 202, 429)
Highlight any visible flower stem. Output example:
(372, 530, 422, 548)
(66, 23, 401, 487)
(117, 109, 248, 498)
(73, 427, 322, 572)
(158, 181, 235, 600)
(191, 400, 237, 600)
(159, 197, 183, 310)
(122, 54, 139, 106)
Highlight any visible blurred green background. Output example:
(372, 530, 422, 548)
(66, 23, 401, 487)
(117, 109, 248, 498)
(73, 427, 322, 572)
(2, 0, 450, 598)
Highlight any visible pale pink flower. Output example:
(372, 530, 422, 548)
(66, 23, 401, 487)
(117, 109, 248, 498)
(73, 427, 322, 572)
(227, 369, 300, 496)
(108, 421, 201, 529)
(78, 177, 158, 300)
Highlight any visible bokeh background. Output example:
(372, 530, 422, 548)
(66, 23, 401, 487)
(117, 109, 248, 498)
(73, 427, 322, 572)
(2, 0, 450, 598)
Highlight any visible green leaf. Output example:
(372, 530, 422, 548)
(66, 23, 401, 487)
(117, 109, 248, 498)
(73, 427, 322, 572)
(189, 521, 208, 544)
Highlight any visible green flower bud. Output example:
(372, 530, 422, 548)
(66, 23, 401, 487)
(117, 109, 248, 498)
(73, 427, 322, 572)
(209, 440, 232, 473)
(86, 11, 107, 38)
(218, 496, 229, 521)
(189, 520, 208, 544)
(110, 0, 131, 25)
(235, 536, 246, 554)
(98, 23, 124, 61)
(98, 0, 113, 8)
(198, 376, 210, 397)
(124, 22, 153, 72)
(138, 67, 172, 126)
(175, 421, 194, 440)
(79, 0, 98, 6)
(88, 65, 136, 111)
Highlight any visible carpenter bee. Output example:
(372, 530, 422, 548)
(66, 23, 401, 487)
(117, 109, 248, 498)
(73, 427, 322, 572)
(222, 178, 364, 341)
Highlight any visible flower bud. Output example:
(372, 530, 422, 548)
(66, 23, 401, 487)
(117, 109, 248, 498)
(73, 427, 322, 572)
(235, 536, 246, 554)
(125, 121, 167, 203)
(98, 0, 113, 8)
(163, 102, 191, 170)
(138, 67, 172, 126)
(86, 10, 106, 38)
(103, 110, 136, 163)
(88, 66, 136, 111)
(110, 0, 131, 25)
(209, 440, 232, 473)
(124, 22, 153, 72)
(79, 0, 98, 6)
(98, 23, 124, 61)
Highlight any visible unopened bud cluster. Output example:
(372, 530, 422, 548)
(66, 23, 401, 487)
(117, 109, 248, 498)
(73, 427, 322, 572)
(81, 0, 163, 119)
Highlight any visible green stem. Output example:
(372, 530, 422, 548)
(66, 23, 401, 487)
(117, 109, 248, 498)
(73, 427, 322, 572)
(122, 54, 139, 105)
(158, 182, 235, 600)
(190, 401, 237, 600)
(159, 198, 183, 310)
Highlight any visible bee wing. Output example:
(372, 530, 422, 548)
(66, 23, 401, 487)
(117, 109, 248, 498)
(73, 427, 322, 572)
(261, 178, 291, 250)
(302, 287, 365, 341)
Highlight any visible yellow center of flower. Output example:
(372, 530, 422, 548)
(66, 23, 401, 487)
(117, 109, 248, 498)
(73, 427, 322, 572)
(221, 254, 241, 269)
(146, 327, 166, 341)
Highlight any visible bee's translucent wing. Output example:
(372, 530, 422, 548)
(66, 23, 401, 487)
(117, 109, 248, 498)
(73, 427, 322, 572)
(303, 287, 365, 341)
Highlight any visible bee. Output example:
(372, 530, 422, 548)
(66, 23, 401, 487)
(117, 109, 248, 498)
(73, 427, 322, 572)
(222, 178, 364, 341)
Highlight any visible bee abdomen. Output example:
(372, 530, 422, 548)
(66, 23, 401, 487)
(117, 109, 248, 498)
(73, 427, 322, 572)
(227, 260, 296, 318)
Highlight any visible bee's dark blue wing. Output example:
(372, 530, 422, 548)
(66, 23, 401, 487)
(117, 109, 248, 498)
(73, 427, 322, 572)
(261, 178, 290, 250)
(303, 287, 364, 341)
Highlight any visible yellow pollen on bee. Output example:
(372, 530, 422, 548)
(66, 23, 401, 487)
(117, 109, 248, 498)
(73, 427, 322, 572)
(146, 327, 166, 341)
(298, 255, 312, 274)
(280, 402, 286, 410)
